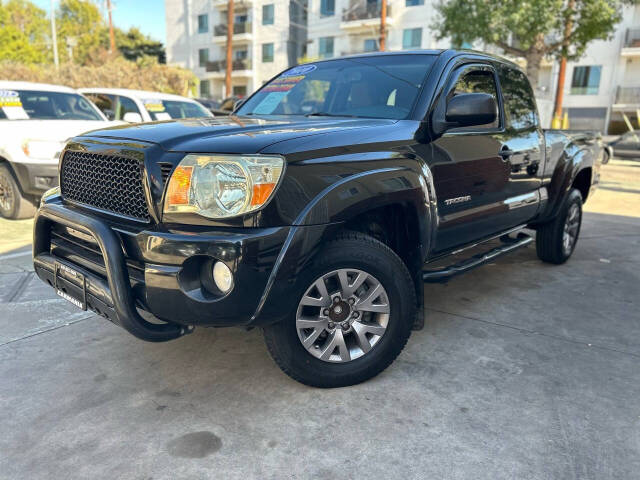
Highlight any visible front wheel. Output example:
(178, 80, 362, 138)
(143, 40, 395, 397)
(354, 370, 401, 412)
(536, 188, 583, 264)
(263, 232, 416, 388)
(0, 165, 36, 220)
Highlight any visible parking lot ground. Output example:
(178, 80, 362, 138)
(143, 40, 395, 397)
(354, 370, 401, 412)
(1, 160, 639, 479)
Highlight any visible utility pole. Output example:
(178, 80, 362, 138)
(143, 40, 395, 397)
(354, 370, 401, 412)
(225, 0, 234, 97)
(106, 0, 116, 54)
(552, 0, 576, 128)
(379, 0, 387, 51)
(50, 0, 59, 69)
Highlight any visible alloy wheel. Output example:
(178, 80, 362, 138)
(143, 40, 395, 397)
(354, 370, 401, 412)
(562, 203, 580, 256)
(0, 173, 14, 214)
(295, 268, 390, 363)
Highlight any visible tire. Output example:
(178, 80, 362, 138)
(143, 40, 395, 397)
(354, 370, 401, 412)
(536, 188, 583, 265)
(602, 150, 610, 165)
(0, 165, 37, 220)
(263, 231, 416, 388)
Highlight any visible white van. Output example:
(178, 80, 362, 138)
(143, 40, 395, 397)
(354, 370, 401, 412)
(79, 88, 213, 123)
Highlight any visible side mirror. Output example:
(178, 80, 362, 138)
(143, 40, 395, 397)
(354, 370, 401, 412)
(445, 93, 497, 128)
(233, 99, 245, 112)
(123, 112, 143, 123)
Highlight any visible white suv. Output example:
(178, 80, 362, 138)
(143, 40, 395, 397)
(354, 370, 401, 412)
(79, 88, 213, 123)
(0, 81, 118, 219)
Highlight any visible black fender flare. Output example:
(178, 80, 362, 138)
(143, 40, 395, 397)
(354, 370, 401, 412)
(538, 142, 596, 223)
(249, 163, 438, 325)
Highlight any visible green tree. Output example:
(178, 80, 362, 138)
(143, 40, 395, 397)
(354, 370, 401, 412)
(433, 0, 637, 89)
(0, 0, 50, 63)
(56, 0, 104, 64)
(113, 26, 166, 64)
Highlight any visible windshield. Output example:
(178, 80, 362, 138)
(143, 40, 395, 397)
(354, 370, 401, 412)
(142, 99, 213, 121)
(237, 55, 436, 120)
(0, 89, 103, 121)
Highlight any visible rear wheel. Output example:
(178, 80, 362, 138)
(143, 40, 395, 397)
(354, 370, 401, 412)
(602, 150, 610, 165)
(536, 188, 583, 264)
(0, 165, 36, 220)
(263, 232, 416, 388)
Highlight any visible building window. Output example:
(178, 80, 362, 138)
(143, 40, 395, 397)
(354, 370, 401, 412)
(402, 28, 422, 49)
(318, 36, 334, 58)
(571, 66, 602, 95)
(364, 39, 378, 52)
(262, 4, 274, 25)
(198, 48, 209, 67)
(233, 85, 248, 97)
(200, 80, 210, 98)
(320, 0, 335, 17)
(406, 0, 424, 5)
(235, 49, 248, 60)
(262, 43, 274, 62)
(197, 14, 208, 33)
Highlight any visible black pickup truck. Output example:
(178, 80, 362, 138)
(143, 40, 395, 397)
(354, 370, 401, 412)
(33, 50, 602, 387)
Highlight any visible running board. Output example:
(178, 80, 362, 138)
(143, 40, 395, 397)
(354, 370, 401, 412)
(422, 233, 533, 283)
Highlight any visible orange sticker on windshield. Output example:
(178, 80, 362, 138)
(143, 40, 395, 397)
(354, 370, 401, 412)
(263, 75, 305, 92)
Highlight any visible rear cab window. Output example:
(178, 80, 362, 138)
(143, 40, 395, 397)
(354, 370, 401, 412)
(498, 66, 540, 131)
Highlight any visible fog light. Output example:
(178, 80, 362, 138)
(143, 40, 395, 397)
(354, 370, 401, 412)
(213, 261, 233, 293)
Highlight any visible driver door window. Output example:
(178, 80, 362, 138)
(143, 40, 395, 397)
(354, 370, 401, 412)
(449, 68, 499, 129)
(117, 96, 141, 120)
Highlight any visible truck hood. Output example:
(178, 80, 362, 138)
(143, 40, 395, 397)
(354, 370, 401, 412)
(79, 116, 397, 154)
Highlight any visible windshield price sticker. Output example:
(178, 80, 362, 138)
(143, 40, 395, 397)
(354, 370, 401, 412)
(263, 75, 305, 93)
(0, 90, 22, 107)
(143, 100, 166, 112)
(0, 90, 29, 119)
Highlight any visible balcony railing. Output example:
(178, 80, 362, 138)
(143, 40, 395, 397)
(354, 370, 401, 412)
(205, 59, 252, 72)
(342, 1, 392, 22)
(213, 22, 252, 37)
(615, 86, 640, 104)
(624, 28, 640, 48)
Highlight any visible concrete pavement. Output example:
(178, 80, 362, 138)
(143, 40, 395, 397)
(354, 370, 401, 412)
(0, 161, 638, 479)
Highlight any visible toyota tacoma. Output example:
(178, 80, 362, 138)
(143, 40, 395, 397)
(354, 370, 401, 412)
(33, 50, 602, 387)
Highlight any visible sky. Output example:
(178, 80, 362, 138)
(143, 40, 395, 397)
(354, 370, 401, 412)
(32, 0, 167, 45)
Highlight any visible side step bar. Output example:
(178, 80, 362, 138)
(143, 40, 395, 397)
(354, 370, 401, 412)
(422, 233, 533, 283)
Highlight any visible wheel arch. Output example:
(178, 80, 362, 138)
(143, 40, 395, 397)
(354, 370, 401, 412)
(537, 141, 596, 223)
(251, 164, 437, 325)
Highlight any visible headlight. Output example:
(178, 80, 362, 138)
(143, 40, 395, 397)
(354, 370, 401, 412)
(22, 140, 64, 160)
(164, 154, 284, 219)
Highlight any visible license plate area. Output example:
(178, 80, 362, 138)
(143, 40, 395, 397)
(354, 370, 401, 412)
(54, 261, 87, 310)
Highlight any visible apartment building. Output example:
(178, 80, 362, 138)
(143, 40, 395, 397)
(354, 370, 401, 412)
(306, 0, 447, 58)
(165, 0, 307, 99)
(536, 4, 640, 133)
(166, 0, 640, 133)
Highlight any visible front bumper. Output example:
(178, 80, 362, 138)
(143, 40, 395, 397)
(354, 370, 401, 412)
(12, 161, 59, 196)
(33, 198, 294, 342)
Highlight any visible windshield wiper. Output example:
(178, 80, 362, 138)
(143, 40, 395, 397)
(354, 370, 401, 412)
(304, 112, 359, 118)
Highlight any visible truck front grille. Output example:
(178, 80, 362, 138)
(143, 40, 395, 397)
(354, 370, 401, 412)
(60, 151, 149, 221)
